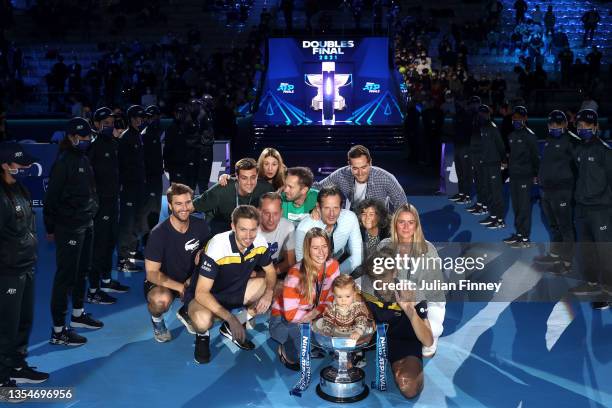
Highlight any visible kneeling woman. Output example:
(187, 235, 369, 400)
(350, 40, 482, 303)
(269, 228, 339, 370)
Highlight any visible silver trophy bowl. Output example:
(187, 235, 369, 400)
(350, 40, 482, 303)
(311, 318, 375, 403)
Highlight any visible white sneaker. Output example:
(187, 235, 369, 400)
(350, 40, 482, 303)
(422, 337, 438, 358)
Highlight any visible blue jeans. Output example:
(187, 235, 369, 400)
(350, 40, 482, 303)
(269, 315, 301, 362)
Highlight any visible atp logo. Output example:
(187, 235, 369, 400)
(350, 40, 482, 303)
(363, 82, 381, 93)
(277, 83, 295, 94)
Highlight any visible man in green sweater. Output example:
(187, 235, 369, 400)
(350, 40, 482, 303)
(194, 158, 274, 235)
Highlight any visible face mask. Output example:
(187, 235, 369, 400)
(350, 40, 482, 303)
(548, 128, 563, 138)
(101, 126, 114, 138)
(577, 128, 595, 141)
(512, 120, 524, 130)
(78, 140, 91, 151)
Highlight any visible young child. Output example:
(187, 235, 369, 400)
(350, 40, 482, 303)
(321, 275, 372, 340)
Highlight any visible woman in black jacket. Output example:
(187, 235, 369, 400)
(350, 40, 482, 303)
(0, 143, 48, 399)
(43, 117, 103, 347)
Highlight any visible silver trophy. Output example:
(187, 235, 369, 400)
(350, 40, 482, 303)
(311, 318, 375, 403)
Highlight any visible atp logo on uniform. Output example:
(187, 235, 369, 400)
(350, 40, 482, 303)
(267, 242, 279, 257)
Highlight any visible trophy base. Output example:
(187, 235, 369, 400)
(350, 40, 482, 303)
(315, 367, 369, 403)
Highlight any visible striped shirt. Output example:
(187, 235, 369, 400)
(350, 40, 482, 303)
(271, 259, 339, 323)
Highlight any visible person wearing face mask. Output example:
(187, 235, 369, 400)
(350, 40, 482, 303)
(449, 96, 475, 205)
(88, 107, 130, 301)
(116, 105, 147, 272)
(476, 104, 507, 229)
(534, 110, 579, 274)
(569, 109, 612, 310)
(44, 118, 103, 347)
(0, 143, 49, 400)
(466, 96, 489, 215)
(503, 106, 539, 248)
(163, 102, 200, 190)
(194, 97, 216, 194)
(139, 105, 164, 247)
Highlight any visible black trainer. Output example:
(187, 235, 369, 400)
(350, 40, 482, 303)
(100, 279, 129, 293)
(118, 259, 142, 273)
(487, 219, 506, 229)
(10, 364, 49, 384)
(49, 327, 87, 346)
(475, 206, 489, 216)
(533, 253, 560, 265)
(176, 305, 196, 335)
(466, 203, 481, 213)
(591, 302, 610, 310)
(568, 282, 601, 296)
(503, 234, 521, 244)
(479, 216, 496, 226)
(449, 193, 463, 202)
(219, 321, 255, 350)
(551, 261, 572, 275)
(194, 334, 211, 364)
(86, 289, 117, 305)
(71, 312, 104, 330)
(457, 195, 471, 205)
(510, 238, 530, 248)
(0, 379, 27, 403)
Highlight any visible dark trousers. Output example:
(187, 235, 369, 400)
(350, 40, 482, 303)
(50, 225, 93, 327)
(197, 154, 213, 194)
(575, 207, 612, 287)
(481, 164, 504, 219)
(140, 177, 163, 246)
(0, 271, 34, 383)
(454, 144, 472, 197)
(91, 197, 119, 288)
(510, 176, 533, 237)
(540, 189, 574, 263)
(473, 159, 488, 206)
(117, 186, 144, 259)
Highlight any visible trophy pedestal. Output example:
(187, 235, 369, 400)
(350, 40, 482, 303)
(314, 350, 369, 403)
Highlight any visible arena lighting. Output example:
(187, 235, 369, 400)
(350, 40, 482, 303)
(305, 62, 351, 125)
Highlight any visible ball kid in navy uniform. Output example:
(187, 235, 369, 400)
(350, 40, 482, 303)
(117, 105, 147, 272)
(0, 143, 49, 397)
(140, 105, 164, 246)
(534, 110, 579, 273)
(503, 106, 540, 248)
(568, 109, 612, 310)
(44, 118, 103, 347)
(88, 107, 129, 303)
(466, 96, 488, 215)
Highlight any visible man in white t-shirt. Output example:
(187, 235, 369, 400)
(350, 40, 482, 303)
(258, 192, 296, 279)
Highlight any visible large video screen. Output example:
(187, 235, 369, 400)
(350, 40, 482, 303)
(253, 37, 405, 126)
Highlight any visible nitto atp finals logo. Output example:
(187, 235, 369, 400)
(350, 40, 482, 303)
(363, 82, 381, 93)
(277, 83, 295, 94)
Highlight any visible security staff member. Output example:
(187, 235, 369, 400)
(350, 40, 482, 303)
(466, 97, 488, 215)
(0, 143, 49, 395)
(117, 105, 147, 272)
(534, 110, 579, 273)
(449, 97, 474, 205)
(477, 104, 506, 229)
(503, 106, 539, 247)
(193, 98, 215, 193)
(568, 109, 612, 310)
(163, 102, 200, 190)
(88, 107, 129, 301)
(44, 118, 103, 347)
(140, 105, 164, 245)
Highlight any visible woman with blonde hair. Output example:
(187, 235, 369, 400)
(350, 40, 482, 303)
(269, 228, 339, 370)
(218, 147, 287, 191)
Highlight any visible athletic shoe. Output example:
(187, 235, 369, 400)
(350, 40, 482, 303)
(0, 379, 27, 403)
(194, 334, 211, 364)
(151, 318, 172, 343)
(474, 207, 489, 216)
(10, 364, 49, 384)
(551, 261, 572, 275)
(219, 321, 255, 351)
(49, 327, 87, 346)
(71, 312, 103, 330)
(568, 282, 601, 296)
(533, 253, 560, 265)
(457, 196, 471, 205)
(466, 203, 481, 213)
(100, 279, 129, 293)
(510, 238, 530, 248)
(86, 289, 117, 305)
(449, 193, 463, 202)
(422, 337, 439, 358)
(176, 305, 196, 335)
(591, 302, 610, 310)
(479, 216, 496, 226)
(503, 234, 521, 244)
(487, 219, 506, 229)
(118, 259, 142, 273)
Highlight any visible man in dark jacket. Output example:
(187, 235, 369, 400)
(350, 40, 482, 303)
(117, 105, 147, 272)
(140, 105, 164, 245)
(0, 143, 49, 396)
(88, 107, 129, 301)
(568, 109, 612, 310)
(163, 103, 200, 190)
(503, 106, 539, 247)
(534, 110, 579, 274)
(476, 105, 507, 229)
(450, 97, 476, 204)
(44, 118, 103, 347)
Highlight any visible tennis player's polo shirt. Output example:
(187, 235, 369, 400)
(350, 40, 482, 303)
(199, 230, 272, 296)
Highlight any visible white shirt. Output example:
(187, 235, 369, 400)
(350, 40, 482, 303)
(353, 181, 367, 205)
(258, 218, 295, 263)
